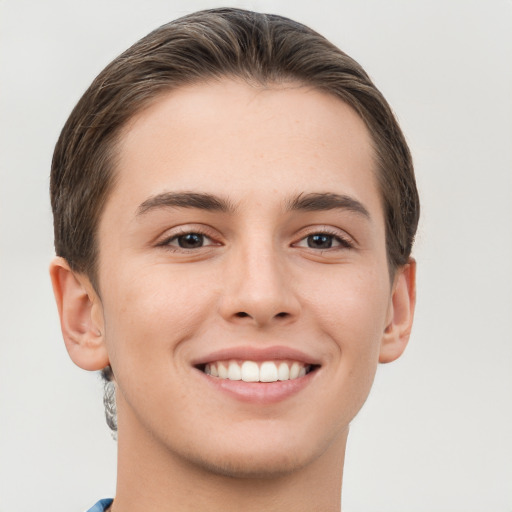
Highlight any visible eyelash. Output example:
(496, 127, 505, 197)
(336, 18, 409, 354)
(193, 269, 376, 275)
(157, 228, 218, 251)
(293, 228, 354, 250)
(157, 227, 353, 252)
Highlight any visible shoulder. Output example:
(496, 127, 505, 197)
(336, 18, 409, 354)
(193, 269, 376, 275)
(85, 498, 113, 512)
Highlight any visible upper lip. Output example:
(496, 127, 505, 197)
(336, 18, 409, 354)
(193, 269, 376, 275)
(191, 345, 322, 367)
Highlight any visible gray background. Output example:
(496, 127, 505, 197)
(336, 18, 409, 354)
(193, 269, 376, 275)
(1, 0, 511, 511)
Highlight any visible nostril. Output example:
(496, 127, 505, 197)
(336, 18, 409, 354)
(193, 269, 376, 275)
(232, 311, 291, 322)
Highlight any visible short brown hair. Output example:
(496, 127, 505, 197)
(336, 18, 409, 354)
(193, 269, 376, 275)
(51, 7, 419, 289)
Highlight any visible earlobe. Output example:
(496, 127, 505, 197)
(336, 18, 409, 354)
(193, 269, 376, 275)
(379, 258, 417, 364)
(49, 257, 109, 371)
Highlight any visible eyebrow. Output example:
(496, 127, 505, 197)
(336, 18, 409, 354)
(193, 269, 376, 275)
(286, 192, 370, 219)
(137, 192, 235, 216)
(136, 190, 370, 219)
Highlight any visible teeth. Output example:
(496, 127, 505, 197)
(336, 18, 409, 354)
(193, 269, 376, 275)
(228, 360, 242, 380)
(278, 362, 289, 381)
(204, 360, 312, 382)
(218, 362, 228, 379)
(241, 361, 259, 382)
(260, 361, 278, 382)
(290, 362, 300, 379)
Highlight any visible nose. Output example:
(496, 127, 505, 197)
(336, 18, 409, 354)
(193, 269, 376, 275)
(218, 242, 301, 327)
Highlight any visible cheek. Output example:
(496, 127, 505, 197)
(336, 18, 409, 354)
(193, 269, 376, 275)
(307, 267, 390, 410)
(101, 265, 216, 368)
(308, 265, 390, 345)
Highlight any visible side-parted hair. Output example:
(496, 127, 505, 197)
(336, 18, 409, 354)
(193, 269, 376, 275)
(50, 7, 419, 434)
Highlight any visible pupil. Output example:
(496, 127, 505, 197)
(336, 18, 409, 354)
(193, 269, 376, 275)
(178, 233, 203, 248)
(308, 234, 332, 249)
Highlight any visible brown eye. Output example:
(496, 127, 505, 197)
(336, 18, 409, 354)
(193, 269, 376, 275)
(307, 234, 334, 249)
(159, 228, 219, 252)
(294, 231, 353, 250)
(176, 233, 205, 248)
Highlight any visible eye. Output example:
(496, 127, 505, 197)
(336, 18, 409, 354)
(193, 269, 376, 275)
(294, 232, 353, 250)
(307, 234, 335, 249)
(164, 232, 214, 249)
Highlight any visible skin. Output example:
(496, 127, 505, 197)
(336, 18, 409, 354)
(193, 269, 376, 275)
(50, 79, 416, 512)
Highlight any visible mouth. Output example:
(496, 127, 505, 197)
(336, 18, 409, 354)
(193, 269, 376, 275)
(196, 359, 319, 383)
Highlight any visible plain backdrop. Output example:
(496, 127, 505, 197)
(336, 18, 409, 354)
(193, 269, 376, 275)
(1, 1, 511, 511)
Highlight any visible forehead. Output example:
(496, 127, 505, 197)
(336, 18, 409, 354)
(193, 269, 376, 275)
(107, 79, 379, 218)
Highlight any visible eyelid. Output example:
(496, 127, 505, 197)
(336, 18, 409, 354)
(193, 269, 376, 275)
(292, 226, 355, 249)
(155, 224, 222, 249)
(166, 233, 215, 248)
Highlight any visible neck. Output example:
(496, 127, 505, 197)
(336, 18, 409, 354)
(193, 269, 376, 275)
(113, 409, 347, 512)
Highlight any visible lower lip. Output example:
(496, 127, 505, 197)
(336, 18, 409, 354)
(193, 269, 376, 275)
(197, 368, 318, 404)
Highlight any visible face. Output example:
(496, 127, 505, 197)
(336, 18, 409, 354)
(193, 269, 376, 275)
(95, 79, 396, 476)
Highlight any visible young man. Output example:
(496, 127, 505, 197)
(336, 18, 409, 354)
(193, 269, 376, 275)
(50, 8, 418, 512)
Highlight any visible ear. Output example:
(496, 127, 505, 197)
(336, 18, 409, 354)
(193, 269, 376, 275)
(379, 258, 417, 364)
(49, 257, 109, 371)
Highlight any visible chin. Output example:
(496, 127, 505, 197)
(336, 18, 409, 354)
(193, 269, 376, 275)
(176, 427, 332, 480)
(186, 448, 312, 480)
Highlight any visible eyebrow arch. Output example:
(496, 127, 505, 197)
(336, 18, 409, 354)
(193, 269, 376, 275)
(137, 192, 235, 216)
(286, 192, 370, 219)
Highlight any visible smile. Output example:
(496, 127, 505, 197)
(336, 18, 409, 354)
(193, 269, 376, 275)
(203, 360, 315, 382)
